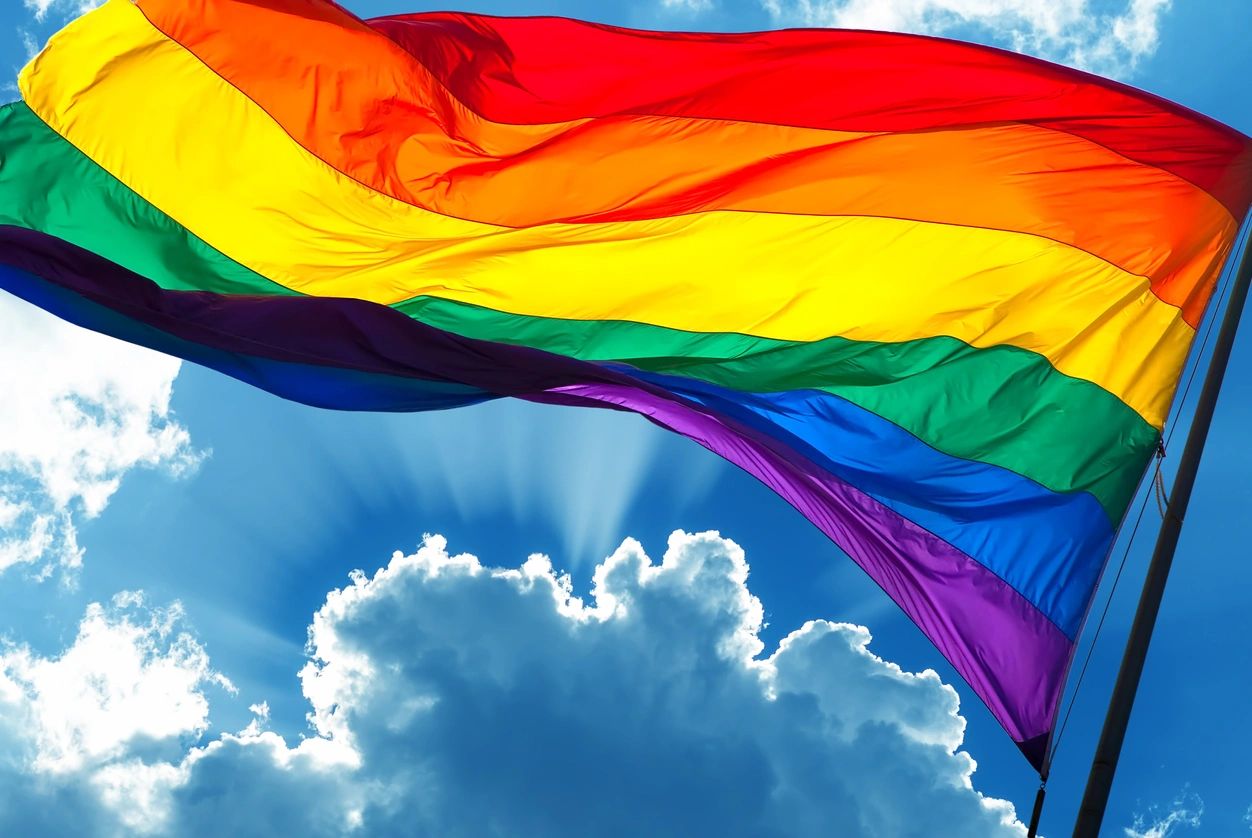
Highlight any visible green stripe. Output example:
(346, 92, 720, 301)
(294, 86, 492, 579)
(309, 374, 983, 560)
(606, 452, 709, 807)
(396, 295, 1156, 520)
(1, 100, 1154, 519)
(0, 102, 295, 298)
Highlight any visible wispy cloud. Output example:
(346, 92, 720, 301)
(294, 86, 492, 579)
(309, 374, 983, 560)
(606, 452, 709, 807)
(0, 532, 1027, 836)
(659, 0, 717, 13)
(1125, 788, 1204, 838)
(17, 30, 37, 61)
(21, 0, 103, 24)
(760, 0, 1171, 79)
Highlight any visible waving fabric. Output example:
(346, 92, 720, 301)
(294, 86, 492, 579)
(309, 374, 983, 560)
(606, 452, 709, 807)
(4, 0, 1251, 769)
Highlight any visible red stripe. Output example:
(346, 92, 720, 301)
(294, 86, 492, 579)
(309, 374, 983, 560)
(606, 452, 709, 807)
(370, 12, 1252, 219)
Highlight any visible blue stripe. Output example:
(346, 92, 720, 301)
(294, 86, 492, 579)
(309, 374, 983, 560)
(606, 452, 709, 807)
(616, 365, 1112, 638)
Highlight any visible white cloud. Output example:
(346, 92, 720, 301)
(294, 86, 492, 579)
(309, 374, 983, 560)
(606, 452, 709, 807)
(0, 531, 1026, 836)
(0, 293, 201, 577)
(18, 29, 39, 61)
(21, 0, 103, 24)
(759, 0, 1171, 79)
(660, 0, 716, 12)
(90, 759, 185, 835)
(1125, 789, 1204, 838)
(0, 592, 234, 836)
(0, 591, 233, 775)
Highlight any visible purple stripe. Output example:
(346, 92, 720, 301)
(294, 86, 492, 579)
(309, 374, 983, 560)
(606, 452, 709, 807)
(536, 383, 1071, 750)
(0, 225, 1069, 761)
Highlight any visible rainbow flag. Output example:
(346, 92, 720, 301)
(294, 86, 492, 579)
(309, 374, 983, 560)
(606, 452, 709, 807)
(3, 0, 1250, 769)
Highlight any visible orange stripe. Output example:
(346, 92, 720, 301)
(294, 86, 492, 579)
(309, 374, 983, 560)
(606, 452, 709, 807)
(138, 0, 1235, 325)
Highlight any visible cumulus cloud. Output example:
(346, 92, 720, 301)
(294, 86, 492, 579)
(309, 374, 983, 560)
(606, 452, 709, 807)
(0, 593, 232, 775)
(0, 293, 200, 578)
(0, 592, 234, 835)
(1124, 788, 1204, 838)
(759, 0, 1171, 79)
(0, 531, 1026, 836)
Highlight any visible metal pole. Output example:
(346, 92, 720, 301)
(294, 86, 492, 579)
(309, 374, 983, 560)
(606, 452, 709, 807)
(1074, 227, 1252, 837)
(1026, 781, 1046, 838)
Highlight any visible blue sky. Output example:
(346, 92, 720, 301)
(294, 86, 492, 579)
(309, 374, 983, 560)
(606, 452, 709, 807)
(0, 0, 1250, 835)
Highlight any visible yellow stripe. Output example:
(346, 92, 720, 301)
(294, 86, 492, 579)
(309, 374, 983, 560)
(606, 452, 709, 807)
(21, 0, 1195, 427)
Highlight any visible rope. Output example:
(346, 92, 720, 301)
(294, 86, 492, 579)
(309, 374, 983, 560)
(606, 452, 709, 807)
(1153, 455, 1170, 519)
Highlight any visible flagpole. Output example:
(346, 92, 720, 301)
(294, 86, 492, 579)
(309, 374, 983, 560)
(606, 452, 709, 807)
(1073, 224, 1252, 838)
